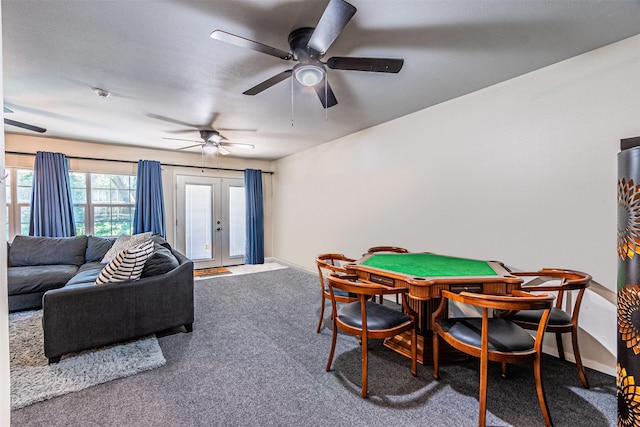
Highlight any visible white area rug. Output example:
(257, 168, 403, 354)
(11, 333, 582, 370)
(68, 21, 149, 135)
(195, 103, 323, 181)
(10, 310, 166, 410)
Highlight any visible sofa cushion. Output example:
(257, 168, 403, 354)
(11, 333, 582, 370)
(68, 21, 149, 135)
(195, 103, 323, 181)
(85, 236, 115, 262)
(101, 232, 152, 263)
(8, 265, 79, 295)
(9, 235, 88, 267)
(65, 262, 105, 286)
(141, 243, 180, 278)
(96, 239, 155, 284)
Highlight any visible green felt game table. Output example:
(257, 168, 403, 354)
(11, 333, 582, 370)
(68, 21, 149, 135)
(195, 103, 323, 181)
(345, 252, 523, 364)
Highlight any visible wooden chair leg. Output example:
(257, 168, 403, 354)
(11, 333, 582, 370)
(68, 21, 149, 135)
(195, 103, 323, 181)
(361, 335, 369, 398)
(571, 328, 590, 388)
(501, 362, 508, 379)
(555, 332, 565, 361)
(325, 319, 338, 372)
(316, 296, 326, 333)
(432, 333, 440, 380)
(533, 355, 553, 427)
(478, 351, 489, 427)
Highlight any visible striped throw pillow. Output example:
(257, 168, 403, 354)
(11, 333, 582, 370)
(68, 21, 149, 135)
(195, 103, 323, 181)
(96, 239, 155, 285)
(100, 232, 152, 263)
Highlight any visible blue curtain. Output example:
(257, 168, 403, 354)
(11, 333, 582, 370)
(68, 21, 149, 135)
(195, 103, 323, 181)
(245, 169, 264, 264)
(133, 160, 166, 238)
(29, 151, 76, 237)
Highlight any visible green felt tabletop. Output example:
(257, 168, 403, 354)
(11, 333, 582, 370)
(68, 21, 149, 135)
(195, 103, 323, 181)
(361, 253, 498, 278)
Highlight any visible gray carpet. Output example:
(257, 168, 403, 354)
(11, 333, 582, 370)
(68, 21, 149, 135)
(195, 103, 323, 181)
(9, 310, 166, 410)
(10, 268, 616, 426)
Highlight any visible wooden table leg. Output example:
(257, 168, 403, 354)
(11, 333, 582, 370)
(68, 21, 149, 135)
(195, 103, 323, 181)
(384, 331, 468, 365)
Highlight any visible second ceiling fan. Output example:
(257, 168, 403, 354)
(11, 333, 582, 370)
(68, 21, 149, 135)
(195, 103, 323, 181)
(164, 130, 254, 156)
(211, 0, 404, 108)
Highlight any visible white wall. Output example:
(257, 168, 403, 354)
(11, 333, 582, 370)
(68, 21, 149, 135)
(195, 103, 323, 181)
(272, 35, 640, 375)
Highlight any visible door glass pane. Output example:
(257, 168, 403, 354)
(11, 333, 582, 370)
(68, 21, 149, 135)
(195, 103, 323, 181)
(185, 184, 212, 260)
(228, 186, 246, 258)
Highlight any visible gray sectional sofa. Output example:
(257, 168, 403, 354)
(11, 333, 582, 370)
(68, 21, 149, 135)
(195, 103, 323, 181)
(7, 234, 194, 363)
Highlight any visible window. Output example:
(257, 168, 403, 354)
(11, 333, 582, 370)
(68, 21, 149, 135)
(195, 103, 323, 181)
(6, 169, 33, 239)
(88, 173, 137, 236)
(6, 169, 136, 239)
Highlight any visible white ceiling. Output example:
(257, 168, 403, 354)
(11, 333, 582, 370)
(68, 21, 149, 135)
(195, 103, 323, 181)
(2, 0, 640, 161)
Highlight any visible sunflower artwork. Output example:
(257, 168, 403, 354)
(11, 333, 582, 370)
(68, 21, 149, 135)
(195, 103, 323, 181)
(618, 170, 640, 426)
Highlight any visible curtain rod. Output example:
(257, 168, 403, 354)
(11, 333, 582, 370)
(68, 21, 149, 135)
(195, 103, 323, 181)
(4, 151, 274, 175)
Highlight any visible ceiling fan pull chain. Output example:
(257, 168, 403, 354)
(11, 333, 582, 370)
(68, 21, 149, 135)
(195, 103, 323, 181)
(291, 75, 295, 127)
(324, 77, 328, 121)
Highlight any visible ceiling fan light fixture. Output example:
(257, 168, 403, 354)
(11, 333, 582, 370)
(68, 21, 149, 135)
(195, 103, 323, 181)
(293, 64, 324, 87)
(202, 141, 216, 154)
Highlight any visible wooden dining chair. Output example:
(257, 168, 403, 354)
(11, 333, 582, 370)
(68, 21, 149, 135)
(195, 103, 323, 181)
(325, 272, 418, 398)
(432, 289, 555, 427)
(364, 245, 409, 256)
(364, 246, 409, 304)
(315, 253, 358, 333)
(506, 268, 592, 388)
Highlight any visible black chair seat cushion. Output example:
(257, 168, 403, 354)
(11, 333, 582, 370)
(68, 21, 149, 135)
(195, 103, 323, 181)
(338, 301, 410, 330)
(439, 317, 535, 352)
(511, 307, 571, 325)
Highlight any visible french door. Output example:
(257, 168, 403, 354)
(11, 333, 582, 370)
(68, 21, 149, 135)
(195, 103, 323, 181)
(175, 175, 246, 268)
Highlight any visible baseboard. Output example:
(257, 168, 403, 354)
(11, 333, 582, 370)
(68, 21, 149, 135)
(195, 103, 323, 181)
(265, 257, 314, 274)
(545, 347, 615, 377)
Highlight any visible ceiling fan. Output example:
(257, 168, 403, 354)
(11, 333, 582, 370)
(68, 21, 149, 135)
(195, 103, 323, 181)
(210, 0, 404, 108)
(164, 129, 254, 156)
(3, 107, 46, 133)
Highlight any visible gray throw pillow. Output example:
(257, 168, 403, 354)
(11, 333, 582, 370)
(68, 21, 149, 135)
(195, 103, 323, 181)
(101, 232, 152, 263)
(151, 234, 172, 251)
(141, 243, 180, 278)
(85, 235, 115, 262)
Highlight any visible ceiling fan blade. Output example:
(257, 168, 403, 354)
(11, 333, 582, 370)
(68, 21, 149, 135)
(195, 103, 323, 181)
(4, 118, 46, 133)
(327, 57, 404, 73)
(308, 0, 357, 54)
(147, 113, 198, 128)
(220, 142, 255, 150)
(217, 145, 231, 156)
(314, 80, 338, 108)
(243, 69, 293, 96)
(177, 143, 204, 150)
(217, 127, 257, 133)
(163, 137, 201, 143)
(211, 30, 292, 60)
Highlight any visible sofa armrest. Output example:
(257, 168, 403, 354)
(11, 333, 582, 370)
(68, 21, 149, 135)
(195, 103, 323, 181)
(43, 250, 194, 360)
